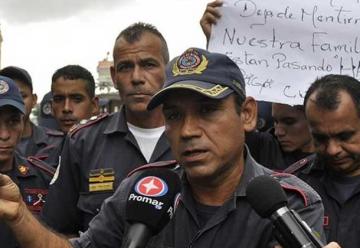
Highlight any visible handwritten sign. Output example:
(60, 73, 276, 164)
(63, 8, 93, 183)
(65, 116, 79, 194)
(208, 0, 360, 105)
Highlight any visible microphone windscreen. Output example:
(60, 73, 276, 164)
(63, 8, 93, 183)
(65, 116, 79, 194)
(246, 175, 287, 218)
(125, 168, 181, 234)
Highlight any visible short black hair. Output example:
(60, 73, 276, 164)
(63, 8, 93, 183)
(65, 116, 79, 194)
(51, 65, 95, 98)
(0, 66, 33, 92)
(113, 22, 169, 64)
(304, 74, 360, 116)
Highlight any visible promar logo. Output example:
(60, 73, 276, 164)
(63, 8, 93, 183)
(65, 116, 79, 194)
(135, 176, 168, 197)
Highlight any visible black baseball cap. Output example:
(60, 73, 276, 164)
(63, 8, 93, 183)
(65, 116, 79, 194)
(0, 76, 25, 114)
(147, 47, 246, 110)
(0, 66, 33, 91)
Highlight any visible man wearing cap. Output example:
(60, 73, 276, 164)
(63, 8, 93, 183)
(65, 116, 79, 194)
(0, 75, 55, 247)
(38, 91, 60, 130)
(0, 48, 331, 248)
(0, 66, 64, 168)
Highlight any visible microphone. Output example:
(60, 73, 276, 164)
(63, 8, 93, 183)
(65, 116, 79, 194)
(246, 175, 324, 248)
(121, 168, 182, 248)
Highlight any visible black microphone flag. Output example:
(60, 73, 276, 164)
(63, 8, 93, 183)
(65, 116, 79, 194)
(246, 175, 324, 248)
(121, 168, 181, 248)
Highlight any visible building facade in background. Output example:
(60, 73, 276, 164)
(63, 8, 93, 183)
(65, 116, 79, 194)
(96, 53, 121, 113)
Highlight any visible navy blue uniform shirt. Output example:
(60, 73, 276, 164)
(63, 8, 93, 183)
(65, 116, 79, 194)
(293, 157, 360, 248)
(16, 123, 64, 168)
(0, 152, 54, 248)
(41, 108, 173, 235)
(71, 148, 325, 248)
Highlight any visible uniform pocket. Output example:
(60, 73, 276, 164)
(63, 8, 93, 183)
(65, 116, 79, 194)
(78, 191, 114, 214)
(77, 191, 114, 229)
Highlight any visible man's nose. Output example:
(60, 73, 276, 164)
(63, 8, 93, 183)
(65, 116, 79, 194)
(63, 98, 72, 113)
(131, 66, 145, 85)
(274, 125, 285, 137)
(325, 139, 342, 157)
(0, 125, 10, 141)
(180, 114, 202, 139)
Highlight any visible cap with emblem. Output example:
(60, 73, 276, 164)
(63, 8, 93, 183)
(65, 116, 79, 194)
(0, 66, 33, 91)
(0, 75, 25, 114)
(38, 91, 60, 130)
(147, 47, 245, 110)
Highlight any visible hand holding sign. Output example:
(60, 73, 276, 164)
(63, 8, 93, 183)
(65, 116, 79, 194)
(209, 0, 360, 105)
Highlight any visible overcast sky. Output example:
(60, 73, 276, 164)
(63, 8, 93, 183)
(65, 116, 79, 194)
(0, 0, 209, 100)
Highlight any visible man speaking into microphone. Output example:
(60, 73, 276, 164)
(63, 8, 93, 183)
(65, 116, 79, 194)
(0, 48, 341, 248)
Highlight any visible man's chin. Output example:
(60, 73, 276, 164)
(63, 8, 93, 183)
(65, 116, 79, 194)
(328, 161, 360, 175)
(127, 103, 151, 113)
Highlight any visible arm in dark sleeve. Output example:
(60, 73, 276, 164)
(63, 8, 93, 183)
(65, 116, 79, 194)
(284, 176, 326, 244)
(41, 136, 82, 235)
(70, 176, 131, 248)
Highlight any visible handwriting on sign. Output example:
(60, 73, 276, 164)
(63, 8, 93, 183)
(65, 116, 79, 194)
(209, 0, 360, 105)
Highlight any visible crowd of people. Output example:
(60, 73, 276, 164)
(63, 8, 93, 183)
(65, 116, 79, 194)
(0, 0, 356, 247)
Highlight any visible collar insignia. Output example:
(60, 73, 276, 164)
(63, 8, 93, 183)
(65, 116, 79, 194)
(18, 165, 29, 175)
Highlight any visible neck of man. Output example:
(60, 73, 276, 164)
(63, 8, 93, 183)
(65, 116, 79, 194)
(126, 108, 164, 128)
(0, 157, 14, 173)
(189, 161, 244, 206)
(22, 119, 33, 138)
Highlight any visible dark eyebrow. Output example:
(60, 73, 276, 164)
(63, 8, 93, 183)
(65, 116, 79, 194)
(162, 104, 177, 111)
(9, 112, 23, 119)
(139, 57, 160, 64)
(336, 130, 355, 139)
(116, 60, 133, 69)
(69, 93, 86, 97)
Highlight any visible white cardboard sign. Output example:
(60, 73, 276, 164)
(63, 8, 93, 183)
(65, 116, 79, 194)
(208, 0, 360, 104)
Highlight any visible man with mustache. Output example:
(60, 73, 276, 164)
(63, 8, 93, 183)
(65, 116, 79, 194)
(200, 0, 316, 171)
(290, 74, 360, 248)
(40, 22, 173, 236)
(0, 48, 342, 248)
(50, 65, 99, 133)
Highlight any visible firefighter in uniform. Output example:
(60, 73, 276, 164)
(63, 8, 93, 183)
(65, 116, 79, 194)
(40, 22, 174, 235)
(0, 66, 64, 168)
(0, 75, 55, 247)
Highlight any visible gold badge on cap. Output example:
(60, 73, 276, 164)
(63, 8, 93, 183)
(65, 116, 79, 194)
(0, 80, 9, 94)
(172, 48, 208, 76)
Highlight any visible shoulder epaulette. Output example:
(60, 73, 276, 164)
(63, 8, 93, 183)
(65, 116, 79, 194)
(127, 160, 178, 177)
(45, 129, 64, 137)
(282, 154, 316, 174)
(27, 156, 56, 176)
(69, 113, 109, 137)
(271, 172, 309, 207)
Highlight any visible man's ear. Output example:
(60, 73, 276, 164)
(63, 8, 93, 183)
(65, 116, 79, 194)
(31, 93, 38, 108)
(110, 65, 118, 90)
(241, 97, 258, 132)
(91, 96, 100, 115)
